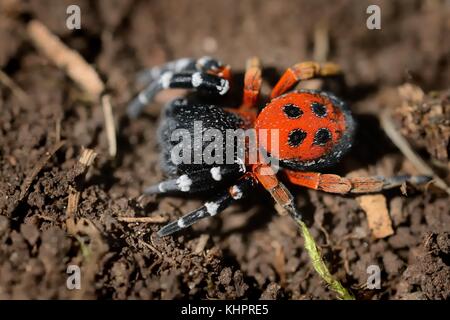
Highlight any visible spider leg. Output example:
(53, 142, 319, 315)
(252, 164, 302, 221)
(224, 57, 262, 127)
(157, 174, 255, 237)
(241, 57, 262, 110)
(270, 61, 341, 99)
(127, 70, 230, 118)
(283, 170, 432, 194)
(137, 56, 231, 86)
(137, 58, 196, 86)
(143, 166, 242, 195)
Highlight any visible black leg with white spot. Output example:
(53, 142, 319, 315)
(381, 175, 432, 190)
(137, 58, 196, 86)
(127, 71, 230, 118)
(143, 165, 243, 195)
(157, 174, 254, 237)
(137, 56, 226, 86)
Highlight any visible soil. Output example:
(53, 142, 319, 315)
(0, 0, 449, 300)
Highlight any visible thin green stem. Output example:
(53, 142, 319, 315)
(296, 219, 355, 300)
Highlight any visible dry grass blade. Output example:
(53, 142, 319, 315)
(117, 216, 168, 224)
(271, 240, 286, 287)
(27, 20, 104, 98)
(194, 234, 210, 255)
(0, 69, 32, 105)
(27, 20, 117, 157)
(66, 148, 97, 234)
(19, 140, 66, 201)
(101, 94, 117, 157)
(313, 21, 329, 62)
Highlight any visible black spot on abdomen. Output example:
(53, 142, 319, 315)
(283, 104, 303, 119)
(311, 102, 327, 118)
(288, 129, 307, 147)
(313, 128, 332, 145)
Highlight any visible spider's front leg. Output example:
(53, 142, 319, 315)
(137, 56, 231, 86)
(241, 57, 262, 110)
(270, 61, 341, 99)
(143, 165, 243, 195)
(128, 57, 231, 118)
(224, 57, 262, 127)
(252, 164, 302, 221)
(157, 174, 255, 237)
(283, 170, 432, 194)
(128, 71, 230, 118)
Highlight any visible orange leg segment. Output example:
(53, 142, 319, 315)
(270, 61, 341, 99)
(283, 170, 432, 194)
(252, 164, 301, 220)
(209, 64, 232, 82)
(225, 57, 261, 127)
(242, 57, 262, 110)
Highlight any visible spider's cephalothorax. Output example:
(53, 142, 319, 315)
(128, 56, 430, 237)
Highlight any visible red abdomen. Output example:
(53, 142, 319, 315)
(255, 91, 349, 162)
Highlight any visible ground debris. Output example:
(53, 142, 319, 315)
(66, 148, 97, 229)
(27, 19, 117, 157)
(19, 141, 65, 201)
(357, 194, 394, 239)
(1, 0, 449, 300)
(395, 84, 450, 162)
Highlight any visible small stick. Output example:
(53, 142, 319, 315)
(19, 140, 66, 201)
(193, 234, 210, 255)
(313, 21, 329, 62)
(117, 215, 168, 224)
(0, 69, 32, 105)
(101, 94, 117, 157)
(27, 20, 117, 157)
(66, 149, 97, 226)
(138, 239, 162, 259)
(55, 117, 61, 143)
(27, 20, 104, 98)
(380, 109, 450, 195)
(271, 240, 286, 287)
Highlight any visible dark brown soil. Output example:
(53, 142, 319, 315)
(0, 0, 449, 300)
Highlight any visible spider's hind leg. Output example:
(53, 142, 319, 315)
(284, 170, 432, 194)
(157, 174, 255, 237)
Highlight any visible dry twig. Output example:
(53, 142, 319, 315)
(117, 215, 168, 224)
(27, 20, 117, 157)
(19, 140, 66, 201)
(193, 234, 210, 255)
(0, 69, 32, 105)
(101, 94, 117, 158)
(66, 148, 97, 234)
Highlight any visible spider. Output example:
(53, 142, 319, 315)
(127, 56, 430, 237)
